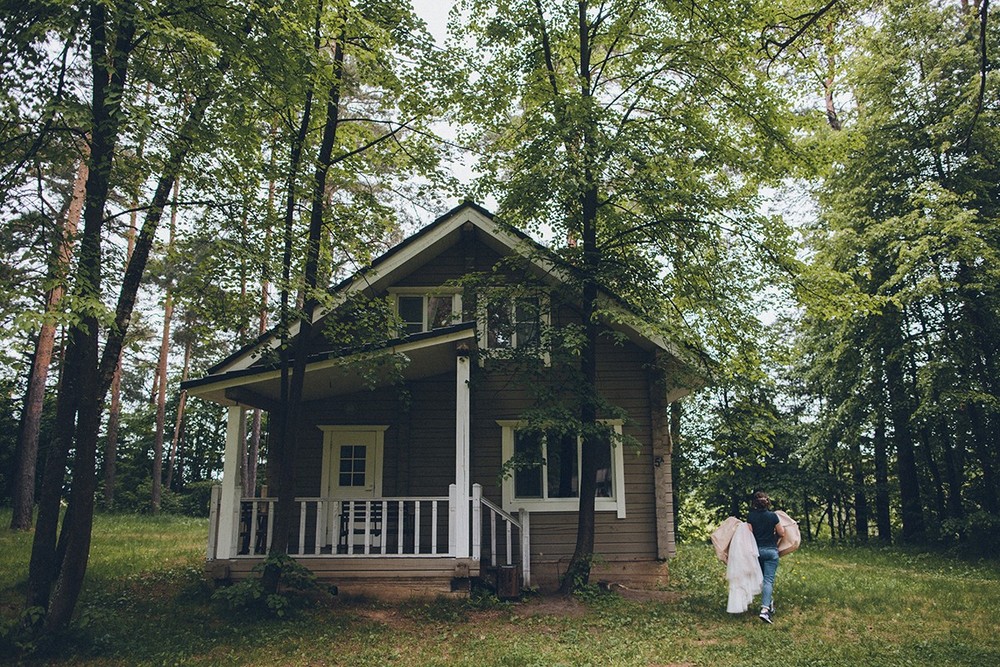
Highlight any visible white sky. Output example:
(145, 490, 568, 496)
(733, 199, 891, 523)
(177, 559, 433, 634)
(412, 0, 452, 44)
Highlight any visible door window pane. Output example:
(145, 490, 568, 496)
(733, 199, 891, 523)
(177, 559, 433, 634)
(339, 444, 368, 487)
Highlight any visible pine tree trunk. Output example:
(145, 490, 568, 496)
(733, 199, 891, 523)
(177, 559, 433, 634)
(9, 155, 85, 531)
(151, 178, 179, 514)
(165, 337, 191, 490)
(103, 83, 145, 510)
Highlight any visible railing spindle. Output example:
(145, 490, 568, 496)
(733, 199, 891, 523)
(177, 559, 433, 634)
(431, 501, 439, 554)
(298, 501, 307, 556)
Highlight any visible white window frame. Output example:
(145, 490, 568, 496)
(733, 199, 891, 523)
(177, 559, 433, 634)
(497, 419, 626, 518)
(477, 288, 550, 358)
(388, 288, 462, 336)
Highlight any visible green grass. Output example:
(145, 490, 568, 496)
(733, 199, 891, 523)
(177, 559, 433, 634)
(2, 509, 999, 666)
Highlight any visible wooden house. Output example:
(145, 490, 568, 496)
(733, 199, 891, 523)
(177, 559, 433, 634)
(184, 202, 703, 598)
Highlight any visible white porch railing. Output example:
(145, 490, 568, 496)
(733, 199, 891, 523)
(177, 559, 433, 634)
(208, 484, 531, 586)
(233, 496, 451, 557)
(471, 484, 531, 586)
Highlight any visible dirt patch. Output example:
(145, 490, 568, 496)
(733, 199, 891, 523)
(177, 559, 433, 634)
(612, 585, 682, 604)
(510, 593, 589, 619)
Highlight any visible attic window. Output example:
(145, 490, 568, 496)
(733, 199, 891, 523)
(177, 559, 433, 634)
(391, 290, 461, 336)
(480, 290, 548, 351)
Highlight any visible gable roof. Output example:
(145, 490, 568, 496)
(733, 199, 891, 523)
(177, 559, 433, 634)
(206, 202, 557, 375)
(193, 201, 708, 389)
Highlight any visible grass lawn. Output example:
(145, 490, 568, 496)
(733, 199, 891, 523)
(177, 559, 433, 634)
(2, 510, 999, 666)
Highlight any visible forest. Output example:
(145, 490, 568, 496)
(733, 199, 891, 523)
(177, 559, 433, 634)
(0, 0, 997, 637)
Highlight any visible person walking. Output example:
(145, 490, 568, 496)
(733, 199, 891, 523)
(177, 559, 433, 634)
(747, 491, 784, 624)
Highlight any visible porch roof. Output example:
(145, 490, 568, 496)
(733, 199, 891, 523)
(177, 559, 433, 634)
(181, 322, 476, 409)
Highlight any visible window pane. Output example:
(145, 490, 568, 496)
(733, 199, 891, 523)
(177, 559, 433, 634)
(513, 430, 542, 498)
(487, 301, 513, 348)
(546, 431, 578, 498)
(594, 432, 613, 498)
(515, 297, 540, 347)
(427, 295, 453, 330)
(398, 296, 424, 334)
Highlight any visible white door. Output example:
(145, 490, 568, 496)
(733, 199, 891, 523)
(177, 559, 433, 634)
(319, 427, 385, 550)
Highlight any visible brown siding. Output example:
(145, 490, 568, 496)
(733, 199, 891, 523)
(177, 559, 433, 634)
(470, 329, 659, 568)
(393, 238, 507, 287)
(292, 374, 458, 499)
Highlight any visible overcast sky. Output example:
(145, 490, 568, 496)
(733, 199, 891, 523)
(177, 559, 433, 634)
(412, 0, 451, 44)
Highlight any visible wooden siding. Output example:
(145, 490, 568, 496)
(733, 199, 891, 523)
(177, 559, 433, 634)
(292, 375, 458, 500)
(470, 328, 661, 572)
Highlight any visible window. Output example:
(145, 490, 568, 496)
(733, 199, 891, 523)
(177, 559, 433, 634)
(498, 420, 626, 517)
(391, 291, 461, 336)
(480, 291, 548, 351)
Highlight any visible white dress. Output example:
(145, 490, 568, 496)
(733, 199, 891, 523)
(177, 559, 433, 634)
(725, 523, 763, 613)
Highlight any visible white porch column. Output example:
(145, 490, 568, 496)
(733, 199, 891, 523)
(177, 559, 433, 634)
(216, 405, 246, 559)
(454, 352, 471, 558)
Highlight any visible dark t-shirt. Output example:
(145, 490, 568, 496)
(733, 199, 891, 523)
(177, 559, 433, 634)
(748, 509, 780, 549)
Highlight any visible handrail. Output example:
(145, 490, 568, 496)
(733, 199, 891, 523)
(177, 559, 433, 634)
(480, 496, 520, 528)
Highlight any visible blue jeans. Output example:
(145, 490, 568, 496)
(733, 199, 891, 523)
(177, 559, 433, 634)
(758, 547, 779, 610)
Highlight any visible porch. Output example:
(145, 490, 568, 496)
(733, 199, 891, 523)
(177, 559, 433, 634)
(206, 483, 531, 597)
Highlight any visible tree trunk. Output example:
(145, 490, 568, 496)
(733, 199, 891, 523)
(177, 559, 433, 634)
(10, 155, 86, 531)
(151, 178, 179, 513)
(878, 304, 925, 542)
(26, 1, 137, 627)
(27, 12, 227, 631)
(263, 30, 343, 595)
(165, 337, 191, 490)
(103, 83, 147, 511)
(849, 436, 869, 542)
(558, 1, 603, 594)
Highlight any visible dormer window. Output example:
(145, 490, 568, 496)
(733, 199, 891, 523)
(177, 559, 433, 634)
(390, 289, 461, 336)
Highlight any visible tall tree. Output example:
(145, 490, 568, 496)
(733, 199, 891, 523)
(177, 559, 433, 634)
(795, 0, 999, 544)
(8, 153, 85, 531)
(452, 0, 792, 590)
(20, 0, 249, 634)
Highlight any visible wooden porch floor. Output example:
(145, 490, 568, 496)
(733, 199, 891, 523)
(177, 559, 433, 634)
(208, 556, 481, 600)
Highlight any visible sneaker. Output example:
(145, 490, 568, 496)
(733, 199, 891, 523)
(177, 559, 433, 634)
(759, 607, 773, 624)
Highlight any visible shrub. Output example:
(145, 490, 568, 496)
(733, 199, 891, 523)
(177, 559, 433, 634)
(212, 554, 335, 618)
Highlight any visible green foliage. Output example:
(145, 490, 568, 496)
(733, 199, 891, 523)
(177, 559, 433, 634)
(787, 0, 1000, 545)
(212, 554, 334, 619)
